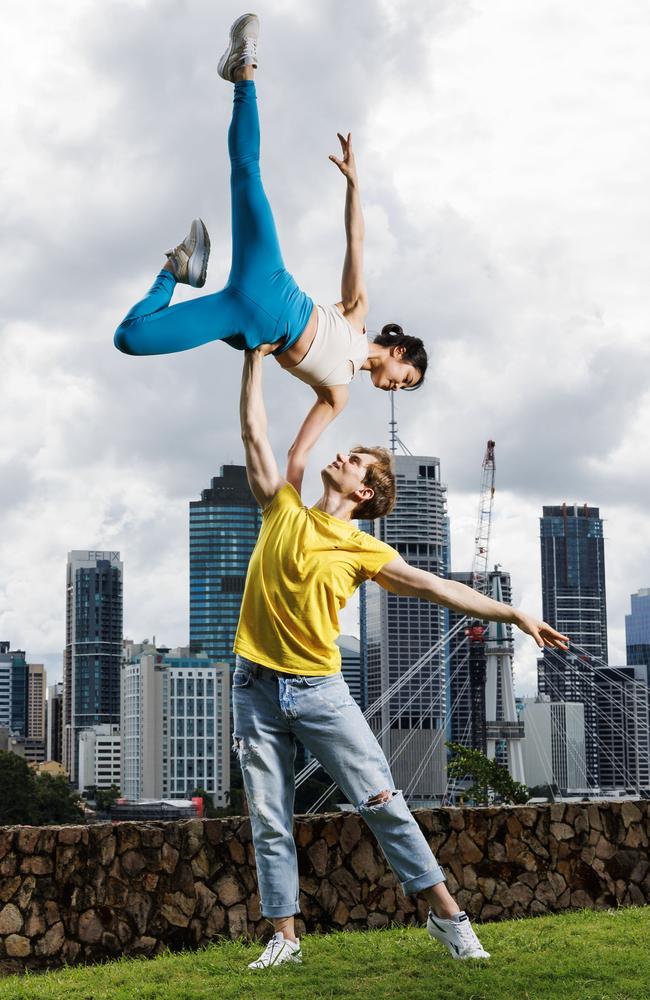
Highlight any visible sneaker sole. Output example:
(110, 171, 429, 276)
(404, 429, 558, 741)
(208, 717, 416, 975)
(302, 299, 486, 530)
(188, 218, 210, 288)
(218, 13, 259, 81)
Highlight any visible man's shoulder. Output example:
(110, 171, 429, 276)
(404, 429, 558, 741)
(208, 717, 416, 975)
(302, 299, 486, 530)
(262, 481, 304, 517)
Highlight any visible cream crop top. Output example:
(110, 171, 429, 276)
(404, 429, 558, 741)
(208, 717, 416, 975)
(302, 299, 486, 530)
(287, 304, 369, 388)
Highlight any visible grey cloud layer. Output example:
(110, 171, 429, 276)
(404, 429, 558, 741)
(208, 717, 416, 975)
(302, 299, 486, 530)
(1, 0, 648, 695)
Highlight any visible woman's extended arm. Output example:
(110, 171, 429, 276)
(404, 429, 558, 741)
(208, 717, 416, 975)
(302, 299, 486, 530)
(286, 385, 349, 494)
(330, 132, 368, 329)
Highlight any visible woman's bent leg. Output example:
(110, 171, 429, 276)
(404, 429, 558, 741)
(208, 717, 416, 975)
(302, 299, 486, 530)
(114, 271, 277, 356)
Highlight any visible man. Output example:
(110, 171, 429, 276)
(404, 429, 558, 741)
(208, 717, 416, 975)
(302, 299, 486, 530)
(233, 349, 568, 969)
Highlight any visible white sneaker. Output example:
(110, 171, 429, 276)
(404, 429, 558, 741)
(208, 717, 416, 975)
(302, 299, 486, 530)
(218, 13, 259, 82)
(164, 218, 210, 287)
(247, 931, 303, 969)
(427, 910, 490, 960)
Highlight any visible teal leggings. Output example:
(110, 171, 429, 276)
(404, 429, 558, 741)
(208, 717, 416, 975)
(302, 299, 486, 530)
(114, 81, 313, 356)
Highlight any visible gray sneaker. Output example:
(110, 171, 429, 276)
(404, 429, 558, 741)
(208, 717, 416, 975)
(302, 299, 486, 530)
(218, 13, 259, 82)
(427, 909, 490, 960)
(247, 932, 302, 969)
(164, 218, 210, 287)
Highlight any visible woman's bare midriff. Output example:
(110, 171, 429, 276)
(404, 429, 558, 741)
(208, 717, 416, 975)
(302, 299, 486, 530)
(273, 304, 318, 369)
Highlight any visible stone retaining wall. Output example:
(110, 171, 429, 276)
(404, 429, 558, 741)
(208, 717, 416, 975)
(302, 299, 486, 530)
(1, 800, 649, 975)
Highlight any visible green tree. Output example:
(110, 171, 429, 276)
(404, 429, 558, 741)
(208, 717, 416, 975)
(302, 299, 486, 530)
(0, 752, 85, 825)
(94, 784, 121, 813)
(446, 741, 529, 805)
(34, 773, 85, 824)
(0, 751, 39, 825)
(527, 782, 559, 802)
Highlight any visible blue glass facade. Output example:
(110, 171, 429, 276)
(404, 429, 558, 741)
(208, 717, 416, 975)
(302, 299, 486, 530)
(64, 552, 123, 782)
(10, 649, 27, 737)
(537, 504, 608, 785)
(626, 589, 650, 685)
(189, 466, 261, 671)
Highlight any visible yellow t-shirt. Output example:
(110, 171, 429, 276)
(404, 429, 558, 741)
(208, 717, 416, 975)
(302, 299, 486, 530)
(234, 483, 399, 675)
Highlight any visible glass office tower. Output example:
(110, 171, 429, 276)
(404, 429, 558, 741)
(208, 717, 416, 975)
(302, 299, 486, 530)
(537, 503, 608, 785)
(189, 465, 261, 671)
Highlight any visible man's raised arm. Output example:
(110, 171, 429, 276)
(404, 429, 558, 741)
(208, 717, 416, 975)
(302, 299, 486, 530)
(239, 350, 286, 510)
(374, 556, 569, 651)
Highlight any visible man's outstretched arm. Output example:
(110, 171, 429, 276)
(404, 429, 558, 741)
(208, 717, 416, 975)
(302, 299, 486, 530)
(374, 556, 569, 650)
(240, 350, 286, 510)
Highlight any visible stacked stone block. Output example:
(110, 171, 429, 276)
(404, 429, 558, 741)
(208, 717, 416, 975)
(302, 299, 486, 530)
(0, 800, 648, 975)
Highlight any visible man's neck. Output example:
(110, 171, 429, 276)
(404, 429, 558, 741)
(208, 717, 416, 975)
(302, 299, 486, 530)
(312, 489, 356, 522)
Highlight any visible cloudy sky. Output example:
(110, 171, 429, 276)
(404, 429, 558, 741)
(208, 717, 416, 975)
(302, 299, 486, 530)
(2, 0, 649, 696)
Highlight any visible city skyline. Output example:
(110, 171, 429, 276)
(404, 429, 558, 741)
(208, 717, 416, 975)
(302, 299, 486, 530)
(2, 2, 650, 697)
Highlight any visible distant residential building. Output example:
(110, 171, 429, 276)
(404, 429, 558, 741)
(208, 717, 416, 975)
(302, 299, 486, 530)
(625, 589, 650, 684)
(537, 504, 608, 786)
(46, 682, 64, 762)
(361, 455, 450, 803)
(121, 642, 230, 808)
(63, 551, 123, 784)
(594, 665, 650, 792)
(27, 663, 46, 741)
(189, 465, 261, 671)
(519, 696, 588, 794)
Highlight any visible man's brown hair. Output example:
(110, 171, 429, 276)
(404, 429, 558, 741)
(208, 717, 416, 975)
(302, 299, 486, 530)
(350, 446, 396, 520)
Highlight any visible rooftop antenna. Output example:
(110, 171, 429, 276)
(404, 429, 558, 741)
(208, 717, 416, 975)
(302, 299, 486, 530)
(389, 393, 412, 456)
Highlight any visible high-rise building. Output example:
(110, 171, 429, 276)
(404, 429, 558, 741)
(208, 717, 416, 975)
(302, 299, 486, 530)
(0, 642, 28, 735)
(361, 455, 450, 803)
(519, 696, 588, 794)
(46, 682, 64, 762)
(0, 644, 12, 730)
(189, 466, 261, 671)
(63, 551, 123, 783)
(121, 641, 230, 808)
(537, 504, 608, 785)
(626, 589, 650, 684)
(27, 663, 46, 741)
(78, 724, 121, 792)
(594, 665, 650, 792)
(336, 634, 362, 708)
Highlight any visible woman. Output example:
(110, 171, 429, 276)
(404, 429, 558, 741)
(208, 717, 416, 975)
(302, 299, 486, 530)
(114, 13, 428, 491)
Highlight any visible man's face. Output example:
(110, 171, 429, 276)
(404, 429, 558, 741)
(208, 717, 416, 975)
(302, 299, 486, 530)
(321, 450, 376, 500)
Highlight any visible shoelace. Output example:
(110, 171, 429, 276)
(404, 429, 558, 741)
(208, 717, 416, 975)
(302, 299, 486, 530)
(241, 35, 257, 61)
(455, 920, 484, 954)
(256, 936, 284, 965)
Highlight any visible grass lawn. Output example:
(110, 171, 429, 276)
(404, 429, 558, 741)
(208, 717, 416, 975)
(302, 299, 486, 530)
(1, 906, 648, 1000)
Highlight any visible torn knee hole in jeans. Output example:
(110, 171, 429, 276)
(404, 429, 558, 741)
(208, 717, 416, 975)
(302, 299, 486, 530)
(361, 788, 397, 810)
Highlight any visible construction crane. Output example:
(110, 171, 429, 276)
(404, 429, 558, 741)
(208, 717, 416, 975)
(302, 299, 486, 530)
(470, 440, 496, 594)
(465, 439, 525, 782)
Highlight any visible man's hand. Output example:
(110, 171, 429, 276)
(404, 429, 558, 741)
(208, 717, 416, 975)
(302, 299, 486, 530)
(513, 611, 569, 650)
(256, 342, 281, 358)
(329, 132, 358, 186)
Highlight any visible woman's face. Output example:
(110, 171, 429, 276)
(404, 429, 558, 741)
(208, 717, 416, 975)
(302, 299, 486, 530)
(371, 348, 422, 391)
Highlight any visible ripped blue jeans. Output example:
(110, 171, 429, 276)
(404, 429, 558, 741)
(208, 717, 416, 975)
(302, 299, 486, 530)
(232, 656, 446, 918)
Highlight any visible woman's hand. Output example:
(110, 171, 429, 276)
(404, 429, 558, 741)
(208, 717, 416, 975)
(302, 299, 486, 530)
(329, 132, 358, 186)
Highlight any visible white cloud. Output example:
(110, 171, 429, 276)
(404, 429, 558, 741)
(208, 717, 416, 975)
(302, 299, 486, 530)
(1, 0, 649, 704)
